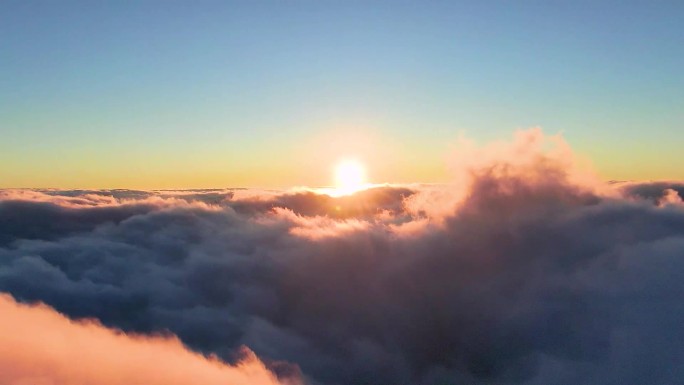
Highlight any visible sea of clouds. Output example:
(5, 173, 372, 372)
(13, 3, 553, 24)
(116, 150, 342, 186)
(2, 128, 684, 385)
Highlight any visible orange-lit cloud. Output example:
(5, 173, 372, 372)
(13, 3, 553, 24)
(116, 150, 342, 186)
(0, 294, 289, 385)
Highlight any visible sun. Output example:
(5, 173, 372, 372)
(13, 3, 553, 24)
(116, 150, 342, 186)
(334, 159, 366, 194)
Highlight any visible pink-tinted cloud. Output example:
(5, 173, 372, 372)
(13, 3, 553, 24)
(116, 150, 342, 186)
(404, 127, 610, 220)
(0, 294, 290, 385)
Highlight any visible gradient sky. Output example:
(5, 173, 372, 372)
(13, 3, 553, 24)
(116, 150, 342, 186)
(1, 0, 682, 188)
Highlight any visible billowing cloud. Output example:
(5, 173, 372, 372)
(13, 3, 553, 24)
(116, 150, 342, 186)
(0, 294, 289, 385)
(617, 180, 684, 204)
(2, 129, 684, 384)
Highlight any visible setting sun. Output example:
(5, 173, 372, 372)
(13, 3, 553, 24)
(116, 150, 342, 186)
(3, 3, 683, 385)
(334, 159, 366, 194)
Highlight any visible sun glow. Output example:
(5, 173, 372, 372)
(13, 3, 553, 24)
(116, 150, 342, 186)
(334, 159, 366, 195)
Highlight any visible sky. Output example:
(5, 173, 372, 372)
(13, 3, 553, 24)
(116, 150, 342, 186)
(1, 0, 683, 188)
(3, 4, 684, 383)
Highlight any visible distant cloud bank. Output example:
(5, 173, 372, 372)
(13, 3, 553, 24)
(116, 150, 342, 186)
(2, 129, 684, 384)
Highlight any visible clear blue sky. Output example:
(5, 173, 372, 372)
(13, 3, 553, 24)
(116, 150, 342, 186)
(1, 0, 683, 188)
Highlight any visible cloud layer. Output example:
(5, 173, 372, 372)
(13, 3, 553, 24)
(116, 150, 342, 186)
(2, 129, 684, 384)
